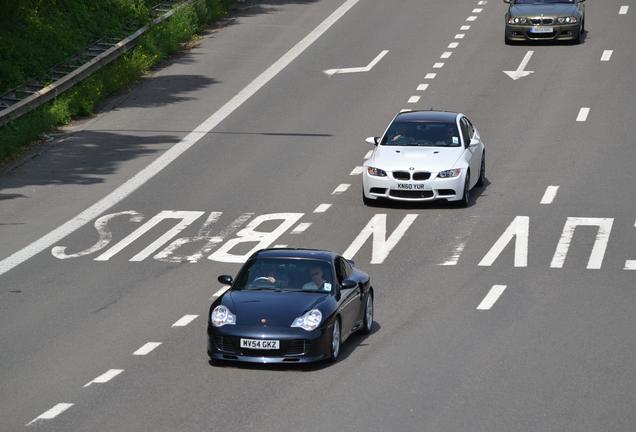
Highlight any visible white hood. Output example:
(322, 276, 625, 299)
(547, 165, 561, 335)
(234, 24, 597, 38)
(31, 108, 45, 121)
(369, 145, 464, 172)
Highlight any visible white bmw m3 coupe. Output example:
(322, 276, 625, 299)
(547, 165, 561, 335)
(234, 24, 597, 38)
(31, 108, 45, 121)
(362, 110, 485, 207)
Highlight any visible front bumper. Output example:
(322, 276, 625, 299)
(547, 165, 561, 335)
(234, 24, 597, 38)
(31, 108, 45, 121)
(207, 324, 332, 364)
(362, 170, 465, 202)
(505, 23, 580, 41)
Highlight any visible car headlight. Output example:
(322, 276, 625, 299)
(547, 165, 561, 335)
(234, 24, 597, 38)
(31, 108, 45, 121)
(211, 305, 236, 327)
(508, 16, 527, 24)
(291, 309, 322, 331)
(437, 169, 462, 178)
(557, 16, 577, 24)
(367, 167, 387, 177)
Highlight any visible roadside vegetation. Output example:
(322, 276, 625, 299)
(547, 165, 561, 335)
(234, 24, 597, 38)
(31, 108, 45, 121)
(0, 0, 233, 163)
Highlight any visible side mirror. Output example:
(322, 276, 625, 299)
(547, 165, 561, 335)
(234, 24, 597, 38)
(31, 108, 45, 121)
(365, 136, 379, 146)
(341, 279, 357, 289)
(218, 275, 233, 285)
(469, 138, 480, 147)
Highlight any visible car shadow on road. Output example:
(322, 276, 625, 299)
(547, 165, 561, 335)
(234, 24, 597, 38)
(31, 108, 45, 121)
(207, 321, 382, 372)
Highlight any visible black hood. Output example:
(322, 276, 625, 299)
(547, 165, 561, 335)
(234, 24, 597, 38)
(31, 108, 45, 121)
(223, 290, 330, 327)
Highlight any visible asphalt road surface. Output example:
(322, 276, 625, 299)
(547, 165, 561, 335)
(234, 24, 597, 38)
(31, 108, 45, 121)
(1, 0, 635, 430)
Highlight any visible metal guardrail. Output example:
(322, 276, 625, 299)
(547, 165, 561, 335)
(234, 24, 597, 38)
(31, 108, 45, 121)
(0, 0, 192, 127)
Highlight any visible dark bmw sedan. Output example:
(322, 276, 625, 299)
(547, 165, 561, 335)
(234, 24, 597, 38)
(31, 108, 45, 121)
(504, 0, 586, 44)
(207, 248, 374, 364)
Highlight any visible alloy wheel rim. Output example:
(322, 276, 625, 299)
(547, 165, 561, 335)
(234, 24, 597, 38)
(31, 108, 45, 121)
(332, 321, 340, 358)
(366, 296, 373, 331)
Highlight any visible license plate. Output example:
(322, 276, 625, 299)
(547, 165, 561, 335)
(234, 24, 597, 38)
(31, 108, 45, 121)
(396, 183, 427, 190)
(240, 338, 280, 350)
(530, 26, 553, 33)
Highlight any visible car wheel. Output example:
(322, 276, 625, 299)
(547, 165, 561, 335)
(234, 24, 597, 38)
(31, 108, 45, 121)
(329, 319, 341, 362)
(476, 153, 486, 187)
(360, 292, 374, 335)
(574, 24, 583, 44)
(457, 172, 470, 208)
(505, 35, 512, 45)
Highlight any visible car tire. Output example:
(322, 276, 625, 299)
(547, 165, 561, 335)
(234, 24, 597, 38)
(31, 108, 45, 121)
(208, 357, 224, 367)
(457, 172, 470, 208)
(505, 35, 512, 45)
(362, 190, 376, 207)
(329, 318, 341, 362)
(574, 24, 583, 44)
(476, 153, 486, 187)
(360, 292, 374, 335)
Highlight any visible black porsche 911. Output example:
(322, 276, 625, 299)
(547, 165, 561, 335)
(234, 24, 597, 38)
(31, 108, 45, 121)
(504, 0, 586, 44)
(207, 248, 374, 364)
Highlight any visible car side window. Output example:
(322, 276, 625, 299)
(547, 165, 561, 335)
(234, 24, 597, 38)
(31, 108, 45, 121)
(335, 257, 351, 283)
(459, 118, 471, 146)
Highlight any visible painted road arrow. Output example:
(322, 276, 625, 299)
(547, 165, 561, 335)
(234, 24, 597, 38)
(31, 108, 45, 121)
(323, 50, 389, 76)
(503, 50, 535, 80)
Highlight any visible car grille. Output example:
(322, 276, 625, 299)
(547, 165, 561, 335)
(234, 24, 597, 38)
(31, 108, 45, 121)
(389, 190, 434, 199)
(530, 17, 554, 25)
(412, 171, 431, 181)
(392, 171, 410, 180)
(214, 336, 236, 354)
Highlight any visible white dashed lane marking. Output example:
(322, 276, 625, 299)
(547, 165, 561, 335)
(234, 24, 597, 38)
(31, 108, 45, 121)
(172, 314, 198, 327)
(313, 203, 332, 213)
(619, 5, 629, 14)
(27, 403, 74, 426)
(478, 1, 488, 5)
(273, 244, 288, 248)
(350, 166, 364, 175)
(417, 84, 429, 91)
(473, 8, 483, 13)
(332, 184, 351, 194)
(291, 222, 312, 234)
(364, 150, 373, 159)
(133, 342, 162, 356)
(83, 369, 124, 388)
(408, 95, 421, 103)
(425, 73, 437, 79)
(455, 33, 465, 39)
(433, 62, 445, 68)
(540, 185, 560, 204)
(601, 50, 613, 61)
(441, 51, 453, 59)
(477, 285, 507, 310)
(466, 16, 477, 21)
(461, 25, 471, 30)
(576, 107, 590, 122)
(448, 42, 459, 49)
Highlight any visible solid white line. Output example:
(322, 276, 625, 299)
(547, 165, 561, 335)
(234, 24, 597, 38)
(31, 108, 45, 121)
(425, 73, 437, 79)
(433, 62, 445, 68)
(461, 25, 471, 30)
(0, 0, 362, 277)
(601, 50, 613, 61)
(313, 203, 332, 213)
(416, 83, 429, 91)
(134, 342, 162, 356)
(448, 42, 459, 49)
(291, 222, 312, 234)
(332, 184, 350, 194)
(172, 314, 198, 327)
(441, 51, 453, 59)
(473, 8, 483, 13)
(477, 285, 507, 310)
(540, 185, 559, 204)
(350, 166, 364, 175)
(408, 95, 421, 104)
(576, 107, 590, 122)
(466, 16, 477, 21)
(619, 5, 629, 14)
(27, 403, 74, 426)
(455, 33, 465, 39)
(83, 369, 124, 388)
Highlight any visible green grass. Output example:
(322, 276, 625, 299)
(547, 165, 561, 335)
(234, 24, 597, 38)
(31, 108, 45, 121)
(0, 0, 233, 163)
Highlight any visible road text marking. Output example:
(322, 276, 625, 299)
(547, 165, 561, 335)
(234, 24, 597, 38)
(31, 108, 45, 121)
(477, 285, 507, 310)
(479, 216, 529, 267)
(550, 218, 613, 269)
(540, 186, 560, 204)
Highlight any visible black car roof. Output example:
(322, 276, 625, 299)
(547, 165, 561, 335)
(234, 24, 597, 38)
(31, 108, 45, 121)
(395, 110, 459, 123)
(252, 248, 337, 261)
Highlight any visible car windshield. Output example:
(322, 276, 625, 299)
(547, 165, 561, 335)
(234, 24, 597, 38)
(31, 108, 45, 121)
(232, 258, 335, 293)
(513, 0, 575, 4)
(381, 121, 461, 147)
